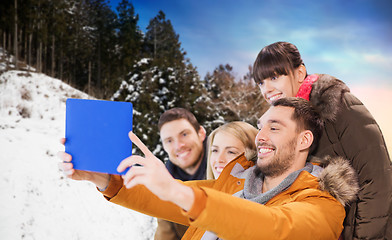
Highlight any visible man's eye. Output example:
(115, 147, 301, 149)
(271, 76, 277, 81)
(271, 127, 278, 131)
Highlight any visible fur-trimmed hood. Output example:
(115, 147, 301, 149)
(310, 156, 359, 206)
(310, 74, 350, 122)
(245, 150, 359, 206)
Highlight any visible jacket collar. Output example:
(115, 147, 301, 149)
(309, 74, 350, 122)
(226, 154, 359, 207)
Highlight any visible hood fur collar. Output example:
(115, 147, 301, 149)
(310, 74, 350, 122)
(310, 156, 359, 206)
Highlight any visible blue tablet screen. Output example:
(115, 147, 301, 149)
(65, 98, 133, 175)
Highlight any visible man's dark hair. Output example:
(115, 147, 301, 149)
(253, 41, 306, 85)
(272, 97, 323, 154)
(158, 108, 201, 133)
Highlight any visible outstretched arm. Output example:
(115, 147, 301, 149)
(106, 133, 345, 239)
(118, 132, 195, 211)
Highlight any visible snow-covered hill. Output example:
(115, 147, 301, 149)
(0, 70, 156, 239)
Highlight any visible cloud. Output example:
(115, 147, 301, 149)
(222, 19, 392, 83)
(146, 0, 392, 85)
(363, 53, 392, 68)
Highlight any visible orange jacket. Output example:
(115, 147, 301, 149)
(101, 154, 348, 240)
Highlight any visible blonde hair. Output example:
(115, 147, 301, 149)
(206, 121, 258, 179)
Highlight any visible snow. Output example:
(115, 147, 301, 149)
(139, 58, 150, 65)
(0, 70, 156, 239)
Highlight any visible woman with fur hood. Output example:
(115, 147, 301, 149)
(253, 41, 392, 240)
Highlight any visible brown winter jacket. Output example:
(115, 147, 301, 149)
(310, 74, 392, 240)
(154, 218, 188, 240)
(100, 154, 358, 240)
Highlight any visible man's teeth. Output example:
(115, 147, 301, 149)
(259, 148, 274, 154)
(177, 151, 189, 158)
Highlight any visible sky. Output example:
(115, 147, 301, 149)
(108, 0, 392, 88)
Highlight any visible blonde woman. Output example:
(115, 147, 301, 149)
(206, 121, 258, 179)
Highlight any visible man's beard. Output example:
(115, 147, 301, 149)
(255, 137, 297, 178)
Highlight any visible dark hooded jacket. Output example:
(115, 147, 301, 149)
(309, 74, 392, 240)
(155, 140, 207, 240)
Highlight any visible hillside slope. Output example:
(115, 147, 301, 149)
(0, 70, 156, 239)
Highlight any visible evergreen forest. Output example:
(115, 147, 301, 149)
(0, 0, 268, 159)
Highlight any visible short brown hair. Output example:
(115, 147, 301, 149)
(158, 108, 201, 133)
(272, 97, 323, 154)
(253, 41, 305, 85)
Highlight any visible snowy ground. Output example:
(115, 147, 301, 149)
(0, 71, 156, 240)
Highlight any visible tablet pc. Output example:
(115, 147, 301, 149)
(65, 98, 133, 175)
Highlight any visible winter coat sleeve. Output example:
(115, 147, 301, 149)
(186, 173, 345, 240)
(100, 174, 216, 226)
(333, 93, 392, 239)
(101, 171, 344, 239)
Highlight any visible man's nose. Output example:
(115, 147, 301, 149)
(256, 127, 268, 143)
(175, 139, 185, 149)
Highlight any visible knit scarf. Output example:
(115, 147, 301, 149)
(239, 162, 315, 204)
(295, 74, 319, 100)
(201, 163, 322, 240)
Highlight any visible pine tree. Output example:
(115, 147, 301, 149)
(144, 10, 184, 67)
(112, 11, 212, 161)
(116, 0, 142, 76)
(84, 0, 118, 97)
(112, 58, 162, 157)
(0, 0, 16, 70)
(61, 0, 93, 86)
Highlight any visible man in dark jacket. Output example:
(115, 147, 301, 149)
(253, 41, 392, 240)
(155, 108, 207, 240)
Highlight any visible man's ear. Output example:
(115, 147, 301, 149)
(298, 130, 313, 151)
(198, 126, 207, 141)
(296, 65, 307, 83)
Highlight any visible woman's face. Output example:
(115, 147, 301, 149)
(258, 67, 304, 104)
(210, 131, 246, 178)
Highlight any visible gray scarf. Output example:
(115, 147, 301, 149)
(201, 163, 321, 240)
